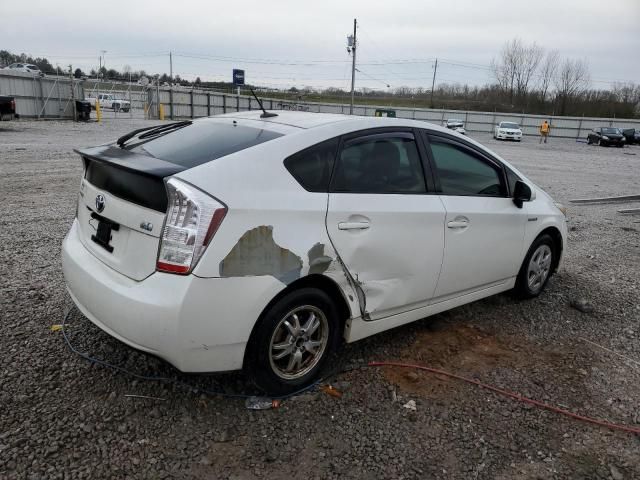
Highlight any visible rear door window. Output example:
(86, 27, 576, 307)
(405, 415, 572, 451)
(131, 121, 283, 168)
(331, 133, 427, 194)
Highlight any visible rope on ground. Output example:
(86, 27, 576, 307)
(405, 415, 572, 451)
(59, 306, 325, 400)
(368, 361, 640, 436)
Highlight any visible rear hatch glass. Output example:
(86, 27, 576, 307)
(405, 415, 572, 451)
(129, 121, 283, 168)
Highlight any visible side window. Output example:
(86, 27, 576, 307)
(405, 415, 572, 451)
(429, 139, 505, 197)
(284, 138, 339, 192)
(331, 135, 426, 194)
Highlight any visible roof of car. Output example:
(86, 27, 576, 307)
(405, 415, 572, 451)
(221, 110, 354, 129)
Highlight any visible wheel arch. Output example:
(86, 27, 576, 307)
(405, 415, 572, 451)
(242, 273, 351, 368)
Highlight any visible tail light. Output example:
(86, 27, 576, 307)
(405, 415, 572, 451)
(156, 178, 227, 275)
(10, 99, 15, 111)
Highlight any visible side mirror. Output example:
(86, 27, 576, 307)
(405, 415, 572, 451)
(513, 180, 532, 208)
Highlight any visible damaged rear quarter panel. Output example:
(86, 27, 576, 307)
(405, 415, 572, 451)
(179, 133, 362, 321)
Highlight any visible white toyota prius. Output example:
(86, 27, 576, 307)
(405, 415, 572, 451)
(62, 110, 567, 394)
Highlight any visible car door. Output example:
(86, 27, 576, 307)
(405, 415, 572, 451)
(326, 129, 446, 320)
(422, 132, 528, 299)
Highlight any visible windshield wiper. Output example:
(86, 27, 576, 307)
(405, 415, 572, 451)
(116, 120, 193, 148)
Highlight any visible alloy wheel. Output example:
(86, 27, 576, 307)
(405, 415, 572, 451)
(268, 305, 329, 380)
(527, 244, 552, 292)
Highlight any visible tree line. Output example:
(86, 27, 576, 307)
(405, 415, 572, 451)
(2, 45, 638, 118)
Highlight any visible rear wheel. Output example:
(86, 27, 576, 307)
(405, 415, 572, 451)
(514, 234, 556, 299)
(245, 288, 341, 395)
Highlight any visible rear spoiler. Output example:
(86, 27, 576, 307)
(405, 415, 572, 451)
(75, 145, 186, 212)
(74, 145, 186, 179)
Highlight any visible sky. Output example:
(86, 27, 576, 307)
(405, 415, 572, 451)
(2, 0, 639, 92)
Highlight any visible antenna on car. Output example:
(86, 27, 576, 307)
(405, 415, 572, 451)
(249, 87, 278, 119)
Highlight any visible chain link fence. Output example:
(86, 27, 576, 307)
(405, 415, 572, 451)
(2, 69, 639, 138)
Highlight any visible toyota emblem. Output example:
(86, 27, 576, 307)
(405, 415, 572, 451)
(95, 194, 106, 213)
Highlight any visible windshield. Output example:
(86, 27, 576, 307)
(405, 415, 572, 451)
(500, 122, 520, 129)
(602, 128, 620, 134)
(132, 120, 283, 168)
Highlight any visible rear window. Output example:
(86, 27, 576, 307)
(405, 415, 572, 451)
(284, 138, 339, 192)
(132, 121, 283, 168)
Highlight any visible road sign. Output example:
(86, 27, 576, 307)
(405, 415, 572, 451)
(233, 69, 245, 86)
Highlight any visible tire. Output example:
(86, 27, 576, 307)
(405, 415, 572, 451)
(514, 234, 556, 299)
(245, 288, 341, 395)
(587, 137, 592, 145)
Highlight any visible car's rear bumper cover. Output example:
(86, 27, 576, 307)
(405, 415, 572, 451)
(62, 219, 283, 372)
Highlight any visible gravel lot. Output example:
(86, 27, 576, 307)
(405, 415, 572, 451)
(1, 118, 639, 479)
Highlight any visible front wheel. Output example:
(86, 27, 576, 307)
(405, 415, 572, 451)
(514, 234, 556, 299)
(587, 137, 592, 145)
(245, 288, 341, 395)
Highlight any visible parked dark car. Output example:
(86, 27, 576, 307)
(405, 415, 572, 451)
(587, 127, 625, 147)
(621, 128, 640, 145)
(75, 100, 92, 121)
(0, 95, 17, 121)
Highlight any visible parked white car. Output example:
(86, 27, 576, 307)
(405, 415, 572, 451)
(444, 118, 466, 135)
(85, 93, 131, 112)
(4, 63, 43, 76)
(494, 121, 523, 141)
(62, 111, 567, 394)
(493, 122, 522, 142)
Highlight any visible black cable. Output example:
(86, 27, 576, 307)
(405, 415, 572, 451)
(60, 306, 355, 401)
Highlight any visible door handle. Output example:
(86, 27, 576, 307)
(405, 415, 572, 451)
(338, 221, 370, 231)
(447, 218, 469, 229)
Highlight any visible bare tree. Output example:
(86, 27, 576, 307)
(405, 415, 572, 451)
(514, 42, 544, 100)
(491, 38, 520, 103)
(492, 38, 544, 105)
(554, 58, 590, 115)
(538, 50, 560, 103)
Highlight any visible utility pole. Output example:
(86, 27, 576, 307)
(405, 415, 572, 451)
(430, 58, 438, 109)
(349, 18, 357, 115)
(69, 64, 76, 122)
(169, 51, 174, 119)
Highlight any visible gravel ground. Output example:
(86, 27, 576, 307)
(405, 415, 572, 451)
(1, 119, 639, 479)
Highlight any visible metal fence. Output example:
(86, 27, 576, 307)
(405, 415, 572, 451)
(0, 69, 84, 119)
(2, 70, 640, 138)
(146, 86, 640, 139)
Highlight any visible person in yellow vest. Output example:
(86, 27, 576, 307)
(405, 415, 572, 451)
(539, 120, 550, 143)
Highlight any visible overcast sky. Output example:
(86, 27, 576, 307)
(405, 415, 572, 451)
(3, 0, 639, 91)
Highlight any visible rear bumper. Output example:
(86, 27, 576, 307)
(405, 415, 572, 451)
(62, 219, 282, 372)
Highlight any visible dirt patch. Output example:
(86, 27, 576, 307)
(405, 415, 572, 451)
(383, 321, 566, 400)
